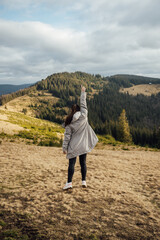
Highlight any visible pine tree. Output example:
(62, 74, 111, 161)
(117, 109, 132, 143)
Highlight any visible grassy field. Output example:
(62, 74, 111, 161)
(0, 109, 64, 147)
(0, 142, 160, 240)
(119, 84, 160, 96)
(0, 109, 134, 149)
(0, 92, 59, 117)
(0, 109, 160, 239)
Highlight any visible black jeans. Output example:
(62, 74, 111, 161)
(68, 153, 87, 183)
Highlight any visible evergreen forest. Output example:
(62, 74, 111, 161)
(1, 72, 160, 148)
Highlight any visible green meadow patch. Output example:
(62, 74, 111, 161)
(97, 134, 122, 146)
(0, 109, 64, 146)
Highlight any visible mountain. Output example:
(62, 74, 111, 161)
(0, 72, 160, 148)
(0, 83, 33, 96)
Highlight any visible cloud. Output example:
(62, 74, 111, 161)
(0, 19, 91, 83)
(0, 20, 88, 55)
(118, 0, 160, 27)
(0, 0, 160, 84)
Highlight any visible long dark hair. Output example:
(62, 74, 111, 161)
(65, 104, 80, 127)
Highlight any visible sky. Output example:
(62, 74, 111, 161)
(0, 0, 160, 84)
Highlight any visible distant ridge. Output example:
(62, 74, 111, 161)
(111, 74, 160, 84)
(0, 84, 33, 96)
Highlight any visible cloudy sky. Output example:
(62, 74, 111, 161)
(0, 0, 160, 84)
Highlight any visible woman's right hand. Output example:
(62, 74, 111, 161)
(81, 85, 86, 92)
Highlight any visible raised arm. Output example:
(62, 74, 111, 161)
(80, 86, 88, 117)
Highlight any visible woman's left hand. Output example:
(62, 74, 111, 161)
(63, 151, 67, 154)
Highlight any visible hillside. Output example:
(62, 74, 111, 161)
(0, 72, 106, 117)
(0, 84, 32, 96)
(0, 72, 107, 128)
(0, 108, 64, 147)
(0, 91, 59, 117)
(120, 84, 160, 96)
(110, 74, 160, 85)
(0, 142, 160, 239)
(116, 75, 160, 96)
(0, 72, 160, 148)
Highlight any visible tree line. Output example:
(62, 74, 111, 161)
(34, 72, 160, 148)
(1, 71, 160, 148)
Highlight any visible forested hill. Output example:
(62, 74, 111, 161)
(0, 71, 160, 148)
(108, 74, 160, 87)
(0, 84, 33, 96)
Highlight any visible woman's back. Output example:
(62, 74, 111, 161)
(63, 90, 98, 159)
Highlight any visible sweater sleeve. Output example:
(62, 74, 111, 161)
(62, 125, 72, 152)
(80, 91, 88, 117)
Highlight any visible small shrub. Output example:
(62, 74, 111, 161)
(33, 137, 38, 144)
(0, 219, 6, 226)
(89, 233, 99, 240)
(17, 131, 34, 140)
(112, 143, 117, 146)
(122, 146, 129, 151)
(48, 127, 52, 132)
(2, 229, 19, 238)
(38, 138, 61, 147)
(98, 134, 120, 146)
(0, 132, 7, 138)
(22, 108, 27, 115)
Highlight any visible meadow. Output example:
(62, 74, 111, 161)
(0, 141, 160, 239)
(0, 109, 160, 239)
(0, 109, 63, 147)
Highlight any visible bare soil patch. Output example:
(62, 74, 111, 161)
(0, 142, 160, 239)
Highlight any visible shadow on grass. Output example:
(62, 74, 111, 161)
(0, 206, 49, 240)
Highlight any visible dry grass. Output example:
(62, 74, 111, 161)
(120, 84, 160, 96)
(0, 142, 160, 239)
(0, 92, 59, 117)
(0, 112, 25, 135)
(0, 120, 24, 135)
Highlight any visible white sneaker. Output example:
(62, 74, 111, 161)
(63, 182, 72, 190)
(82, 181, 87, 188)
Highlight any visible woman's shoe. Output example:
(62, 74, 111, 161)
(82, 180, 87, 188)
(63, 182, 72, 190)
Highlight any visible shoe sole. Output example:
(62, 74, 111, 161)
(63, 187, 72, 190)
(82, 185, 87, 188)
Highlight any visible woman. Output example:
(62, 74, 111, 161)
(62, 85, 98, 190)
